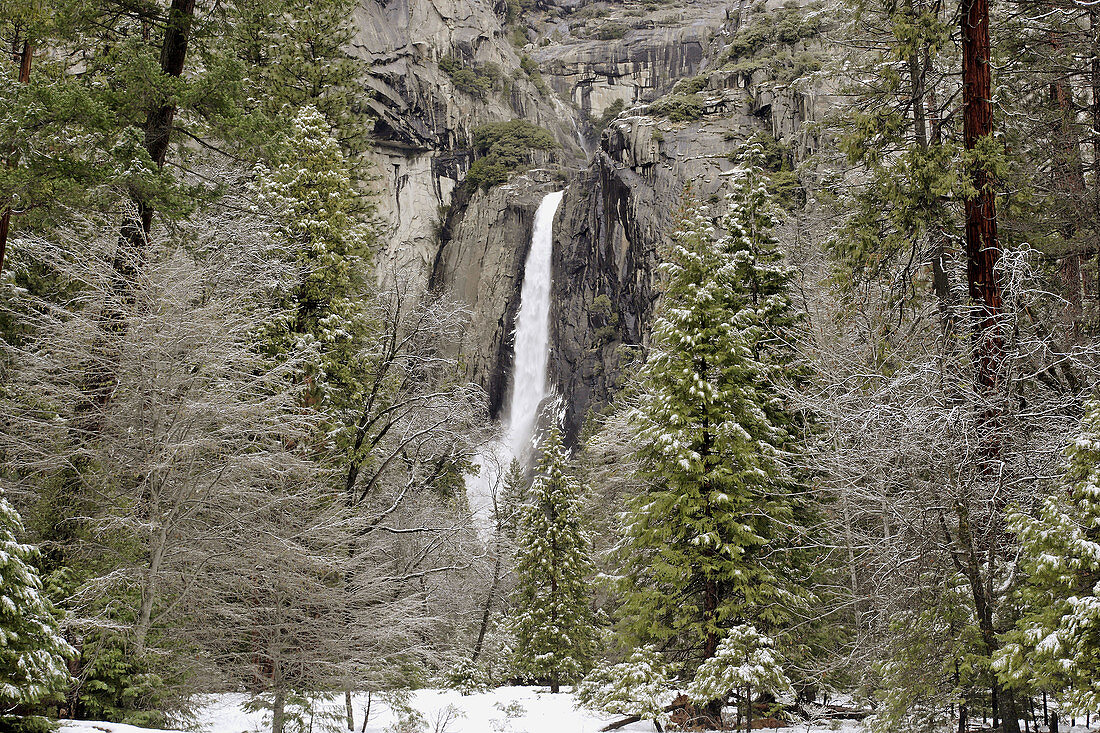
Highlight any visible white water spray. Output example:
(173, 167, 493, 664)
(504, 189, 563, 458)
(467, 190, 564, 525)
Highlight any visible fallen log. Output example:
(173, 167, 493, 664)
(600, 695, 691, 731)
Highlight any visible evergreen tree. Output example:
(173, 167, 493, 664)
(995, 399, 1100, 714)
(617, 137, 817, 692)
(218, 0, 372, 162)
(576, 646, 672, 731)
(510, 427, 598, 692)
(0, 489, 73, 724)
(254, 105, 374, 422)
(687, 625, 791, 732)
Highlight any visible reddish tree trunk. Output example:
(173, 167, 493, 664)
(960, 2, 1021, 730)
(961, 0, 1003, 392)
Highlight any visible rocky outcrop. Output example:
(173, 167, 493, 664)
(526, 0, 742, 123)
(351, 0, 584, 288)
(350, 0, 837, 439)
(431, 171, 563, 416)
(550, 67, 833, 440)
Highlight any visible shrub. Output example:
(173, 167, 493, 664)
(439, 56, 500, 99)
(649, 93, 705, 122)
(593, 21, 627, 40)
(465, 120, 559, 190)
(594, 98, 627, 129)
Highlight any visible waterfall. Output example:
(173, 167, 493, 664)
(466, 190, 564, 525)
(504, 190, 563, 458)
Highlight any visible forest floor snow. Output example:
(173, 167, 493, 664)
(55, 688, 1100, 733)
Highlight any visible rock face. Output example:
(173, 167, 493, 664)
(350, 0, 836, 437)
(431, 172, 562, 417)
(550, 64, 834, 441)
(350, 0, 584, 288)
(529, 0, 740, 122)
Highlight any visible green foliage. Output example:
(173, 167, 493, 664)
(592, 22, 628, 40)
(254, 106, 375, 413)
(0, 491, 73, 715)
(519, 55, 549, 96)
(994, 399, 1100, 714)
(576, 646, 672, 728)
(724, 3, 823, 63)
(75, 640, 170, 728)
(465, 120, 558, 191)
(648, 94, 705, 122)
(216, 0, 372, 160)
(439, 56, 502, 99)
(672, 75, 708, 95)
(687, 625, 791, 704)
(731, 135, 803, 209)
(616, 137, 819, 670)
(591, 293, 620, 345)
(871, 576, 982, 733)
(509, 428, 600, 687)
(594, 99, 627, 130)
(439, 658, 494, 695)
(721, 3, 825, 84)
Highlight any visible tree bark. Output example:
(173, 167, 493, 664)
(961, 0, 1003, 393)
(1090, 8, 1100, 305)
(472, 534, 504, 662)
(116, 0, 197, 275)
(0, 39, 33, 277)
(953, 501, 1020, 733)
(272, 687, 286, 733)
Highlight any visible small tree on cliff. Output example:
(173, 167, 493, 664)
(510, 427, 598, 692)
(616, 137, 817, 720)
(0, 490, 73, 727)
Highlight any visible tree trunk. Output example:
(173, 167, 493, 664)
(116, 0, 197, 275)
(961, 0, 1003, 393)
(1090, 8, 1100, 306)
(0, 39, 33, 277)
(953, 502, 1020, 733)
(746, 685, 752, 733)
(273, 688, 286, 733)
(134, 521, 168, 655)
(472, 537, 503, 662)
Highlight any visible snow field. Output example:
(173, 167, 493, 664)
(56, 691, 1100, 733)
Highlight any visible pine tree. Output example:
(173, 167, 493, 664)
(0, 489, 73, 722)
(254, 105, 374, 421)
(617, 137, 817, 694)
(687, 625, 791, 732)
(510, 427, 598, 692)
(995, 399, 1100, 714)
(576, 646, 672, 730)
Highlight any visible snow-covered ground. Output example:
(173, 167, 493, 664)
(55, 690, 1100, 733)
(61, 687, 651, 733)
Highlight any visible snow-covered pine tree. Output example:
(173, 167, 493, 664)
(254, 105, 374, 421)
(576, 646, 672, 730)
(687, 625, 791, 732)
(0, 490, 73, 725)
(616, 136, 817, 717)
(994, 398, 1100, 714)
(510, 427, 598, 692)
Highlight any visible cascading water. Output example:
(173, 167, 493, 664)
(467, 190, 564, 524)
(504, 190, 563, 458)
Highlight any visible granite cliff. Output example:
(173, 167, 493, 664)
(352, 0, 834, 436)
